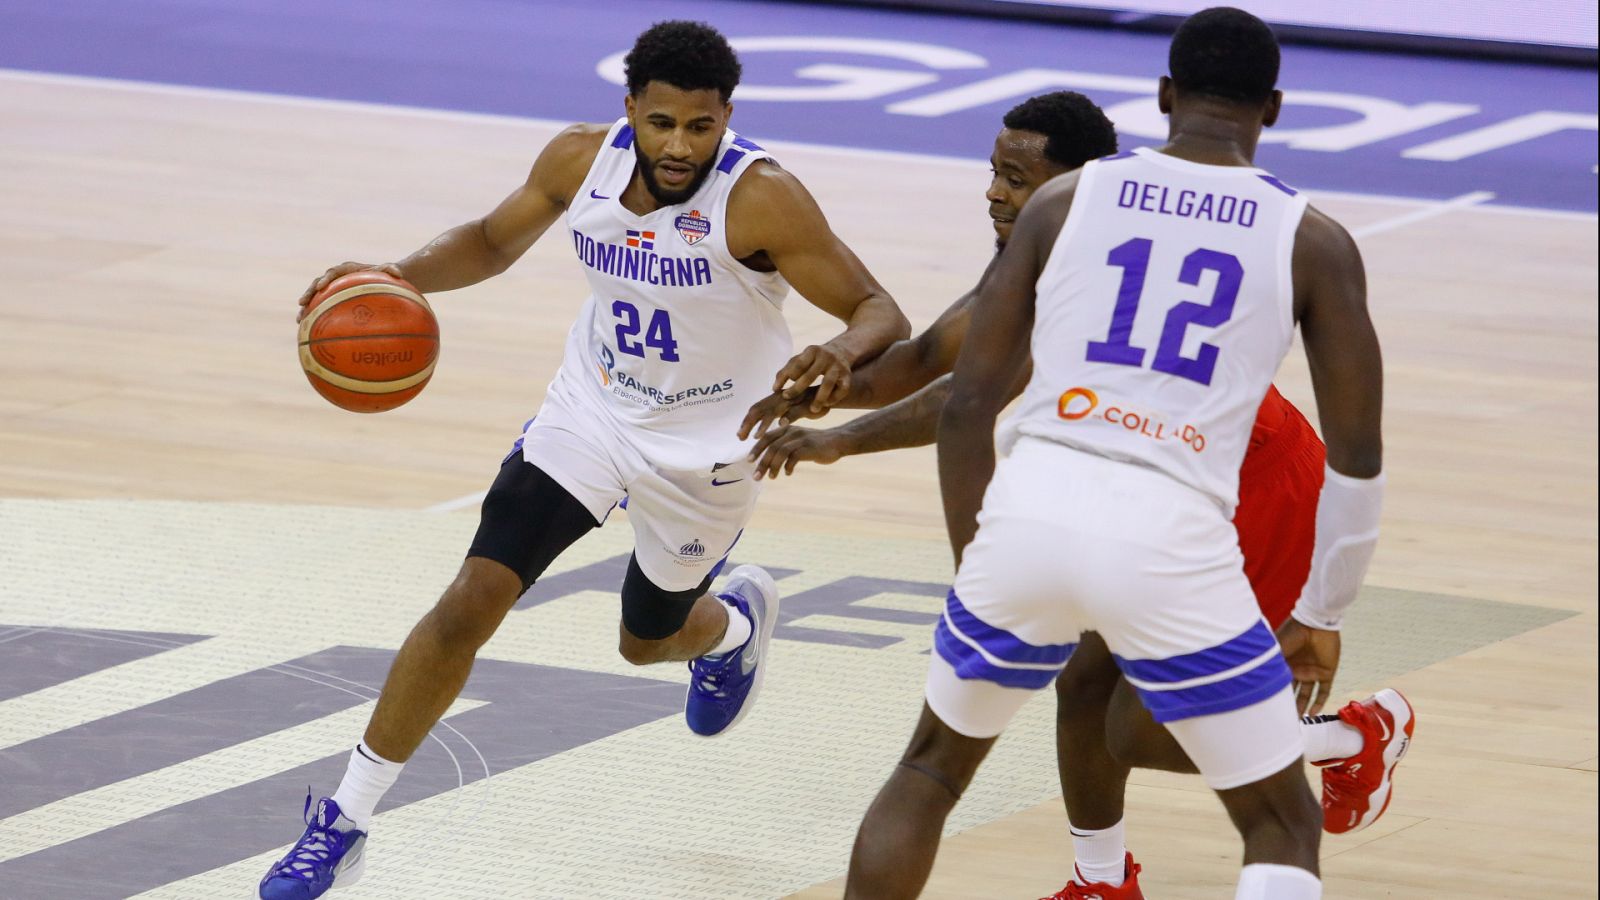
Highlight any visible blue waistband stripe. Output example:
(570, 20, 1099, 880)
(1114, 620, 1279, 685)
(945, 591, 1075, 666)
(933, 617, 1066, 690)
(1130, 653, 1292, 723)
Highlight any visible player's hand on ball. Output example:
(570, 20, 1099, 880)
(750, 425, 850, 480)
(298, 262, 405, 321)
(772, 343, 852, 412)
(1275, 617, 1342, 716)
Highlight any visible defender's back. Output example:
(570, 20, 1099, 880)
(1005, 147, 1309, 513)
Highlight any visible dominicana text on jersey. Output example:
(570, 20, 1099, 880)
(1004, 147, 1310, 514)
(549, 120, 793, 470)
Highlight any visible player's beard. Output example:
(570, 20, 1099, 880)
(635, 145, 715, 206)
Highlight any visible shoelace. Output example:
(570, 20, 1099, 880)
(269, 802, 348, 882)
(689, 657, 733, 699)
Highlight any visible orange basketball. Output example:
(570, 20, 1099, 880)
(297, 271, 439, 413)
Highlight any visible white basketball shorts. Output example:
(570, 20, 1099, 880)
(927, 437, 1303, 789)
(512, 380, 761, 592)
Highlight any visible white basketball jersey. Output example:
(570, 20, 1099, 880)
(549, 119, 792, 470)
(1003, 147, 1309, 514)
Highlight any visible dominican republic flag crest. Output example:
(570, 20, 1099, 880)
(675, 210, 711, 246)
(626, 229, 655, 250)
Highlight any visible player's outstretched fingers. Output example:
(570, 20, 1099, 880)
(1306, 677, 1334, 717)
(755, 429, 800, 480)
(297, 261, 401, 321)
(772, 346, 819, 394)
(749, 422, 792, 466)
(812, 367, 849, 412)
(1295, 679, 1319, 717)
(741, 390, 796, 441)
(786, 358, 832, 401)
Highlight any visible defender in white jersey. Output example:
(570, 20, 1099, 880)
(845, 10, 1384, 900)
(258, 22, 908, 900)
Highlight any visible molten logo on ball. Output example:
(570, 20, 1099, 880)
(350, 350, 414, 366)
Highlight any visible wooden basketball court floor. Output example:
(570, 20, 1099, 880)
(0, 70, 1594, 898)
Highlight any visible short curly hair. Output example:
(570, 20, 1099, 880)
(624, 21, 742, 102)
(1002, 91, 1119, 170)
(1169, 7, 1280, 103)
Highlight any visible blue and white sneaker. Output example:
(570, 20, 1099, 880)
(686, 565, 780, 737)
(258, 795, 367, 900)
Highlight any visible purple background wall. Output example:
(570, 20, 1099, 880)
(1, 0, 1595, 211)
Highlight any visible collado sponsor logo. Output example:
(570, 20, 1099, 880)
(1057, 387, 1208, 452)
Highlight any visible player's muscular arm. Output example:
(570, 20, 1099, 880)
(1296, 208, 1382, 479)
(728, 163, 911, 410)
(1278, 207, 1384, 712)
(297, 124, 604, 314)
(940, 176, 1075, 563)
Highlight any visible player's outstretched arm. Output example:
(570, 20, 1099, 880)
(296, 124, 604, 317)
(729, 163, 911, 414)
(751, 374, 956, 480)
(737, 259, 994, 439)
(1278, 206, 1385, 713)
(939, 176, 1074, 564)
(750, 351, 1034, 480)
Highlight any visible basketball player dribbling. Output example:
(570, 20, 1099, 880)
(839, 10, 1402, 898)
(257, 21, 909, 900)
(741, 90, 1413, 897)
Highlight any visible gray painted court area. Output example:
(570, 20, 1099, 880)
(0, 641, 684, 899)
(0, 500, 1578, 897)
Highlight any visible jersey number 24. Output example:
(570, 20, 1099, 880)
(612, 300, 680, 362)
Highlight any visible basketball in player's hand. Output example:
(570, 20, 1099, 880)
(296, 271, 439, 413)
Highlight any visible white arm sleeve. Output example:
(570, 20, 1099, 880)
(1291, 466, 1385, 631)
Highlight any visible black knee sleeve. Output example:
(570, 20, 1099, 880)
(619, 555, 714, 640)
(467, 457, 600, 591)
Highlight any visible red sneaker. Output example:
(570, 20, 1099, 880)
(1041, 853, 1145, 899)
(1320, 688, 1415, 834)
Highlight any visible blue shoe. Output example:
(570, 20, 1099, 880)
(686, 565, 780, 737)
(258, 795, 367, 900)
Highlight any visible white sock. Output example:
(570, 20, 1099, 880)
(1069, 819, 1126, 887)
(1236, 863, 1320, 899)
(330, 742, 403, 829)
(706, 596, 752, 656)
(1301, 713, 1364, 763)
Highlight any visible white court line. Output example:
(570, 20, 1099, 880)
(426, 491, 488, 514)
(1350, 190, 1497, 238)
(3, 67, 1596, 224)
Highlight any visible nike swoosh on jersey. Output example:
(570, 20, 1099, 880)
(589, 189, 610, 200)
(711, 478, 744, 486)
